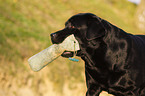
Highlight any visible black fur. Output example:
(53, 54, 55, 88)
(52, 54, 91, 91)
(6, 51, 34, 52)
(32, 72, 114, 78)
(51, 13, 145, 96)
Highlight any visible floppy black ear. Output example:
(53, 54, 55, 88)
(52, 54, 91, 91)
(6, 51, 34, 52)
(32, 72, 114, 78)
(86, 18, 106, 40)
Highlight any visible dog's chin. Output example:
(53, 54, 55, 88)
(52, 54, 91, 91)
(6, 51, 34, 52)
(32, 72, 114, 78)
(61, 51, 74, 58)
(51, 39, 62, 44)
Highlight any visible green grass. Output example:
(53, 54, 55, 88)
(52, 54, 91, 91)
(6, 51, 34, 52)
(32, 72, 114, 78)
(0, 0, 143, 94)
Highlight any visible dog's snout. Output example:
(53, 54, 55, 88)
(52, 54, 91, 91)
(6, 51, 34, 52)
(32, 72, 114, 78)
(50, 30, 67, 44)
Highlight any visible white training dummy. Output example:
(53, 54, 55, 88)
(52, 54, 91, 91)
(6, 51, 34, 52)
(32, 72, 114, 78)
(28, 35, 80, 72)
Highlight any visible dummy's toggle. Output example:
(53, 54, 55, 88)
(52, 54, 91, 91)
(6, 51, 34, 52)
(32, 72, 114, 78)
(28, 35, 80, 72)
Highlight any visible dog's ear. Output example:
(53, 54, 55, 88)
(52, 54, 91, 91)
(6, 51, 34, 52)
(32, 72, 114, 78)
(86, 17, 106, 40)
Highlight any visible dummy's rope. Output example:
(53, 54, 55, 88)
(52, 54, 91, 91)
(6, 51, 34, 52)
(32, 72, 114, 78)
(69, 41, 79, 62)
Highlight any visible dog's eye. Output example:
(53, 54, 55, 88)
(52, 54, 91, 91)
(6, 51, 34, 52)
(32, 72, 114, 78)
(69, 26, 75, 29)
(71, 26, 75, 28)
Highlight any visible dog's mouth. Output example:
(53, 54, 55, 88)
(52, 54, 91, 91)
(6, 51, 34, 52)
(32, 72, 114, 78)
(61, 51, 74, 58)
(61, 50, 82, 58)
(51, 33, 81, 58)
(51, 36, 76, 58)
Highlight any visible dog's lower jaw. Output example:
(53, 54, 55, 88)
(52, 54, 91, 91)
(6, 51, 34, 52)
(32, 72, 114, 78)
(61, 51, 74, 58)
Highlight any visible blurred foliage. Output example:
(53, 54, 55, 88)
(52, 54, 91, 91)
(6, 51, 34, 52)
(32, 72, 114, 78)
(135, 0, 145, 32)
(0, 0, 143, 95)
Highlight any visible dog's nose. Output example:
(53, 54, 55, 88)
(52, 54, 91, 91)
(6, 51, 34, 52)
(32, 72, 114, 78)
(50, 33, 58, 44)
(51, 33, 57, 38)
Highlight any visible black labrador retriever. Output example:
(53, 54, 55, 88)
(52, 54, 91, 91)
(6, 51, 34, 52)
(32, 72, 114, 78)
(51, 13, 145, 96)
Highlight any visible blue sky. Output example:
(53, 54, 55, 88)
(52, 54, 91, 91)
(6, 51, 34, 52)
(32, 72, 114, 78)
(128, 0, 141, 4)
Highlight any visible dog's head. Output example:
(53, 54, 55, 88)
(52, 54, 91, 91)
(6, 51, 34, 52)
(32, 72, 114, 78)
(51, 13, 107, 57)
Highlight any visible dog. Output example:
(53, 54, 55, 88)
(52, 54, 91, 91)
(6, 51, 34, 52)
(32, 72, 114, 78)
(51, 13, 145, 96)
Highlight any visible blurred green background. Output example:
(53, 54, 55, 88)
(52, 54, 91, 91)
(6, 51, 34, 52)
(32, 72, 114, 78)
(0, 0, 144, 96)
